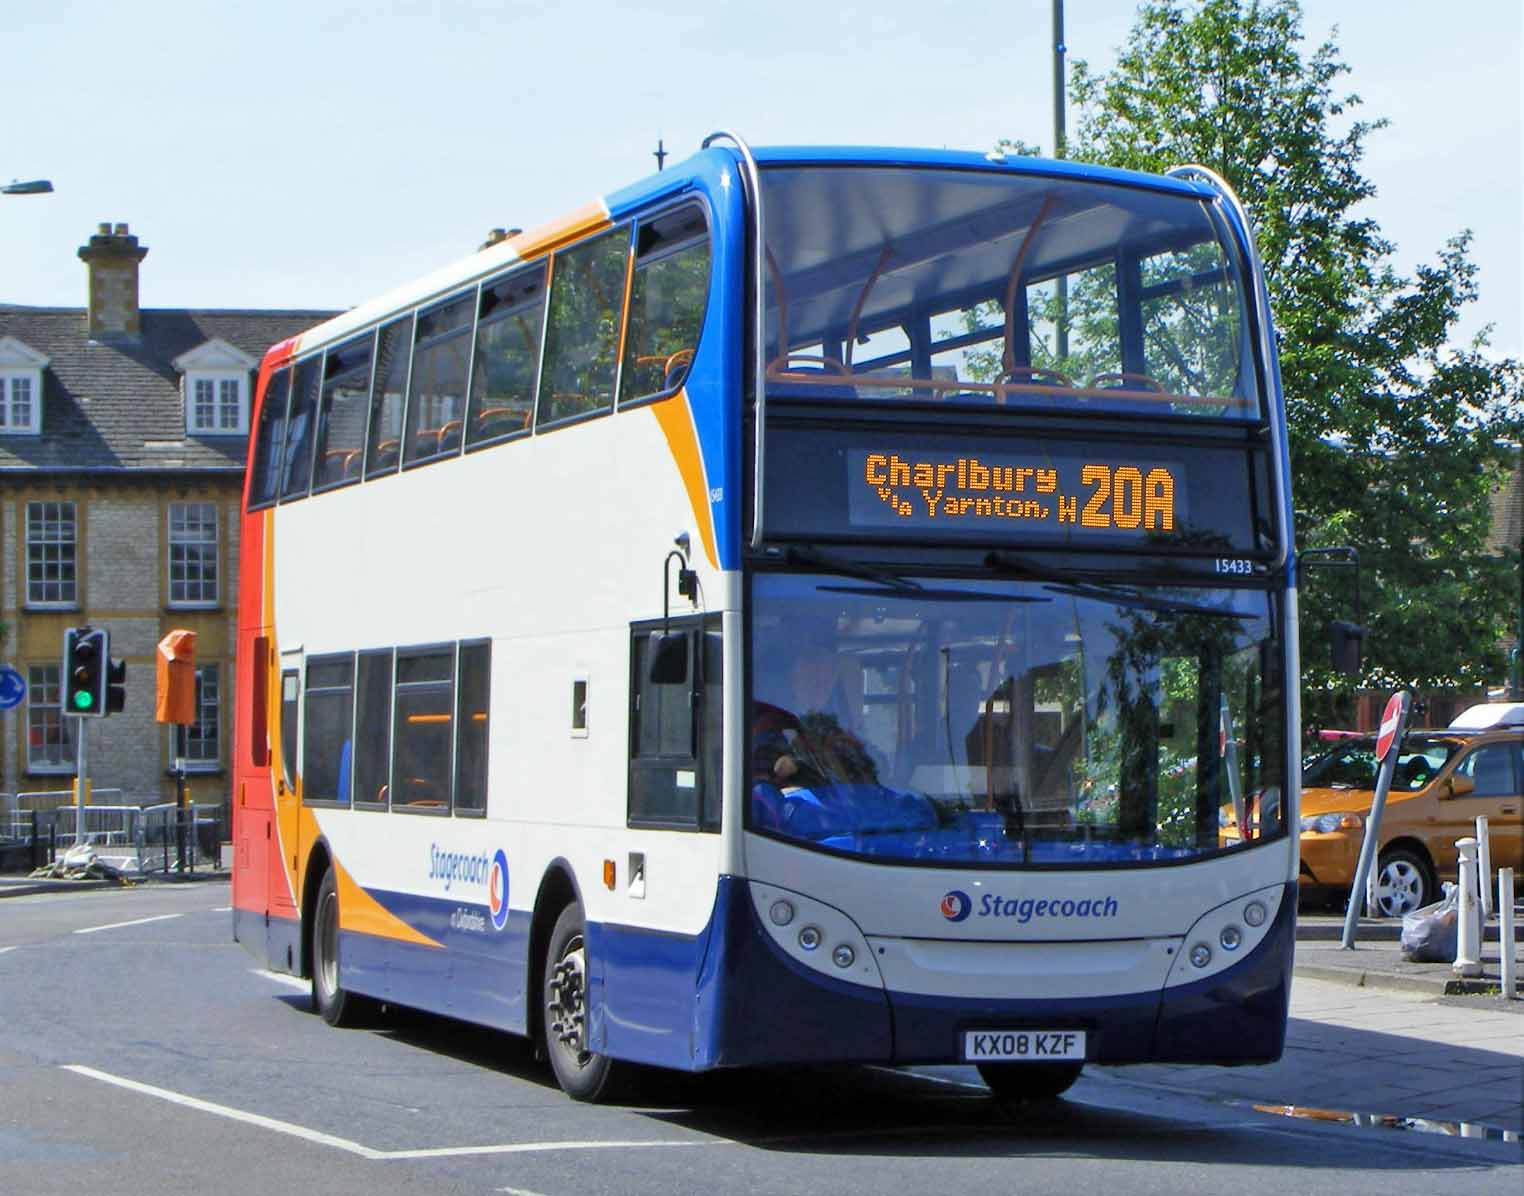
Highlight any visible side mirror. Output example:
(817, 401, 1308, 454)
(647, 631, 689, 685)
(1328, 620, 1364, 676)
(1445, 775, 1475, 800)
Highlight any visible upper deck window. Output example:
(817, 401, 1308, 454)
(760, 166, 1262, 421)
(536, 227, 630, 429)
(619, 205, 710, 405)
(404, 294, 474, 466)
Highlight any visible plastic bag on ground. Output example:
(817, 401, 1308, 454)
(1400, 882, 1458, 963)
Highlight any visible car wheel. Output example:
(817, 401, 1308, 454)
(977, 1061, 1082, 1102)
(543, 903, 621, 1102)
(1374, 847, 1432, 917)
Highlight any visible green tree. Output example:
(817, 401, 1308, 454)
(1056, 0, 1523, 721)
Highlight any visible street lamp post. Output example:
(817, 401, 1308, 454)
(2, 179, 54, 195)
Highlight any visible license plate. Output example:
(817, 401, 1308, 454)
(963, 1029, 1086, 1062)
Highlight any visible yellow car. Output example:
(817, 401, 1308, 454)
(1296, 708, 1523, 915)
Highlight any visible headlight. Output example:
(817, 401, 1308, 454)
(1300, 811, 1363, 834)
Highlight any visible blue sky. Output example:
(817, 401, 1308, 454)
(4, 1, 1519, 358)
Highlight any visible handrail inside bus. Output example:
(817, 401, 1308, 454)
(1166, 163, 1289, 570)
(702, 130, 767, 550)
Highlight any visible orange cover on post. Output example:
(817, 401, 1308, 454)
(156, 629, 197, 724)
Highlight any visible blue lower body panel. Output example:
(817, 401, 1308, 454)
(257, 875, 1293, 1074)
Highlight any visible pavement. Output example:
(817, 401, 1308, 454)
(2, 872, 1520, 1138)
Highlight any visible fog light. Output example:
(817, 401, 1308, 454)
(1244, 900, 1267, 928)
(832, 944, 855, 969)
(798, 926, 822, 951)
(1220, 925, 1243, 951)
(769, 900, 795, 926)
(1190, 942, 1212, 968)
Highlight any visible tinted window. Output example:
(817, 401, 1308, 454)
(365, 317, 413, 478)
(1456, 744, 1520, 797)
(312, 335, 375, 490)
(467, 266, 546, 448)
(354, 649, 393, 806)
(392, 647, 454, 809)
(629, 618, 721, 830)
(404, 295, 474, 465)
(619, 206, 709, 404)
(280, 357, 322, 500)
(303, 655, 354, 804)
(537, 229, 629, 427)
(247, 368, 291, 509)
(454, 640, 491, 814)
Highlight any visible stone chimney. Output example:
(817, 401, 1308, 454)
(77, 222, 149, 340)
(479, 226, 522, 252)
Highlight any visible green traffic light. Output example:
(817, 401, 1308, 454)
(73, 691, 93, 710)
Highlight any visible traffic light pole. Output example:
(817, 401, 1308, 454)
(73, 714, 89, 852)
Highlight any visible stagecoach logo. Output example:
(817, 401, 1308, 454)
(488, 848, 510, 932)
(429, 843, 510, 934)
(941, 890, 973, 922)
(941, 888, 1123, 924)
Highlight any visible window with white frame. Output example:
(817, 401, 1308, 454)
(27, 664, 74, 771)
(192, 373, 248, 432)
(26, 501, 77, 606)
(0, 337, 47, 435)
(0, 372, 41, 434)
(187, 371, 247, 434)
(168, 502, 219, 606)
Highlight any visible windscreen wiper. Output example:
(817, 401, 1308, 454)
(785, 546, 922, 593)
(984, 550, 1249, 620)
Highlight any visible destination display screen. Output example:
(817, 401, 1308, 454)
(848, 449, 1187, 535)
(763, 426, 1271, 559)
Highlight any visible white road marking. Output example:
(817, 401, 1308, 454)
(498, 1188, 551, 1196)
(0, 946, 18, 956)
(212, 906, 232, 912)
(73, 914, 182, 936)
(251, 968, 309, 992)
(62, 1065, 721, 1161)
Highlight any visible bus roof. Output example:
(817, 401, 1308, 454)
(270, 145, 1217, 366)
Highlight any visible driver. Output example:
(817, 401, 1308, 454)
(752, 621, 877, 788)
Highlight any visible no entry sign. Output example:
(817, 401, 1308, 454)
(1375, 692, 1406, 760)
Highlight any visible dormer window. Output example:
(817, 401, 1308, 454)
(0, 336, 49, 436)
(190, 372, 247, 434)
(173, 338, 256, 436)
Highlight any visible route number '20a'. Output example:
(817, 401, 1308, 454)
(1078, 465, 1176, 531)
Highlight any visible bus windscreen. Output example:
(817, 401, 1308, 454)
(761, 165, 1263, 422)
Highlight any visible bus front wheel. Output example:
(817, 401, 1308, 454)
(977, 1061, 1082, 1102)
(543, 903, 620, 1102)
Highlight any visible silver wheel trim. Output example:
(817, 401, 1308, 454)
(1375, 859, 1425, 916)
(548, 934, 589, 1067)
(316, 890, 339, 1001)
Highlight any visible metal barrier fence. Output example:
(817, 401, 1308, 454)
(135, 803, 226, 874)
(1, 791, 229, 873)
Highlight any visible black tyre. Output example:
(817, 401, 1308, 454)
(977, 1061, 1082, 1102)
(311, 865, 361, 1027)
(1374, 846, 1433, 917)
(543, 903, 620, 1102)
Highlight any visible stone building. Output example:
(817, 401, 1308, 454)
(0, 222, 332, 809)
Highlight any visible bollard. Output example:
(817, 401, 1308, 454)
(1501, 868, 1517, 1001)
(1475, 815, 1493, 921)
(1453, 838, 1482, 978)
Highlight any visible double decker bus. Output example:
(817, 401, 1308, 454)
(233, 136, 1297, 1103)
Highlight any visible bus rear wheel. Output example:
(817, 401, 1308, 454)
(311, 865, 361, 1027)
(977, 1061, 1082, 1102)
(543, 903, 620, 1102)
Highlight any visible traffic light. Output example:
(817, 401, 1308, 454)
(106, 656, 127, 715)
(62, 627, 109, 717)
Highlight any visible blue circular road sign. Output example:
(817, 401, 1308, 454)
(0, 665, 26, 711)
